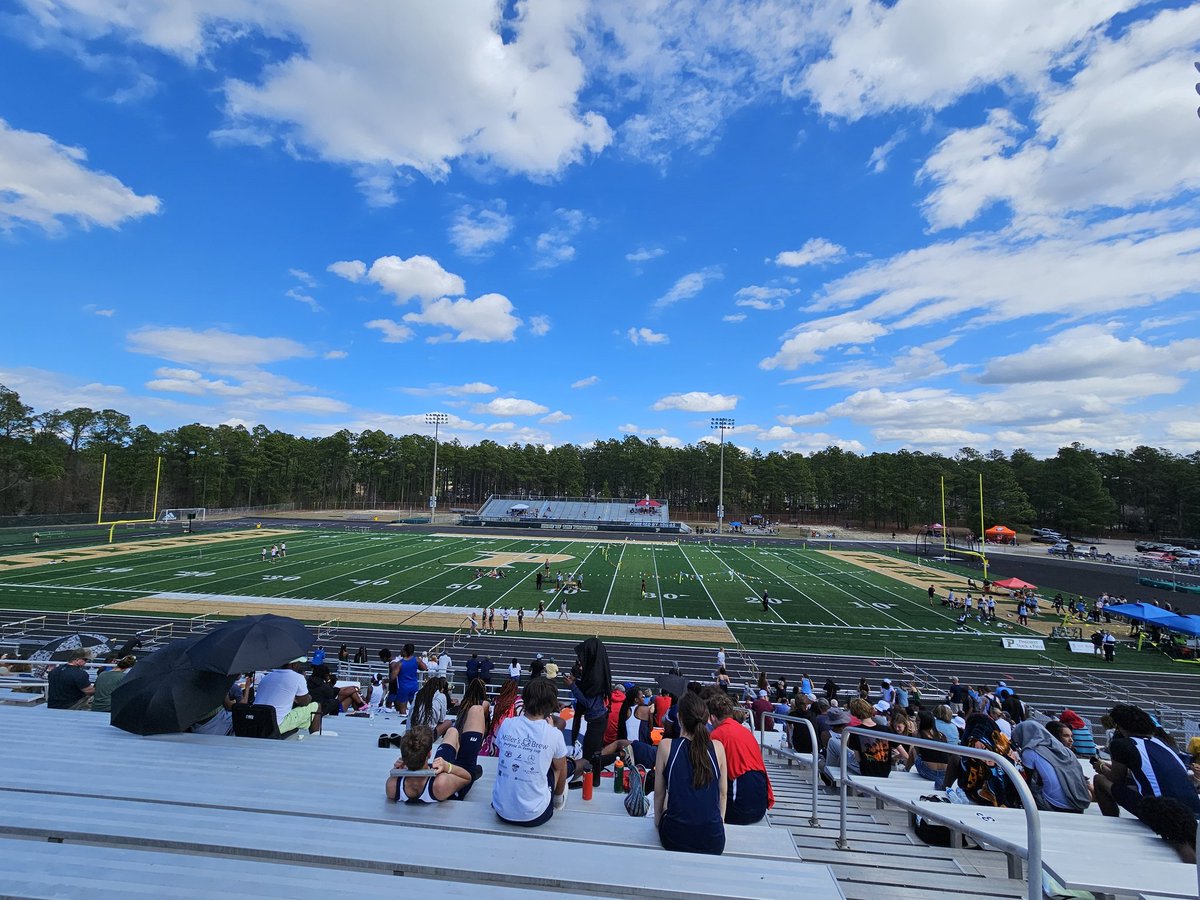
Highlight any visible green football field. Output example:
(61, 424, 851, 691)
(0, 528, 1178, 670)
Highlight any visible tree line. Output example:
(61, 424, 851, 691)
(1, 384, 1197, 537)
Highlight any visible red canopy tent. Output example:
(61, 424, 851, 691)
(993, 577, 1036, 590)
(634, 499, 662, 508)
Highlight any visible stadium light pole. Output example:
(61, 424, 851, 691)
(426, 412, 449, 518)
(711, 417, 735, 534)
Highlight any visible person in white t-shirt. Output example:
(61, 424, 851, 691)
(491, 677, 573, 827)
(254, 658, 321, 734)
(437, 651, 453, 681)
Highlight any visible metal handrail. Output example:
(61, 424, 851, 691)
(836, 725, 1042, 900)
(756, 712, 820, 827)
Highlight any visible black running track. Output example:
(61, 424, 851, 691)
(4, 607, 1197, 734)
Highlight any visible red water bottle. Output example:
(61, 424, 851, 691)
(582, 770, 594, 801)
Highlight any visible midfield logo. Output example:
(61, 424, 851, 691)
(451, 551, 575, 568)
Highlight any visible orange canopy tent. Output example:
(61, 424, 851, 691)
(985, 525, 1016, 542)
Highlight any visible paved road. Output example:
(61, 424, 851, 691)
(3, 607, 1196, 735)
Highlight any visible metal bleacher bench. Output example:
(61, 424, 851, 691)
(832, 727, 1199, 900)
(0, 688, 44, 705)
(0, 706, 844, 899)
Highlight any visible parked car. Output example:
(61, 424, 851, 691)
(1048, 541, 1074, 557)
(1031, 533, 1060, 544)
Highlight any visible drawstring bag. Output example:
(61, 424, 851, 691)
(624, 764, 649, 817)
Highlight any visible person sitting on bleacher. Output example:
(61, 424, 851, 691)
(654, 691, 727, 854)
(1092, 704, 1200, 821)
(942, 714, 1019, 807)
(1010, 721, 1091, 813)
(481, 679, 522, 756)
(47, 651, 94, 710)
(706, 692, 773, 825)
(1057, 709, 1097, 758)
(255, 657, 322, 735)
(491, 677, 574, 827)
(387, 704, 486, 804)
(410, 677, 453, 737)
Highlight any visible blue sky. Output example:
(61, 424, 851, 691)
(2, 0, 1200, 456)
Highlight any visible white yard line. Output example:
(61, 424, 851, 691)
(676, 543, 726, 621)
(601, 541, 628, 614)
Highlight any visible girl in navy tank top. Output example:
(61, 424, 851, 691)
(654, 692, 727, 854)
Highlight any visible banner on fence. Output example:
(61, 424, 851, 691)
(1001, 637, 1046, 651)
(1067, 641, 1096, 654)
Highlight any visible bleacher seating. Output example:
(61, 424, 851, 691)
(471, 496, 679, 531)
(0, 706, 844, 898)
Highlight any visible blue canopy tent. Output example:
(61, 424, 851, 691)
(1155, 614, 1200, 637)
(1103, 602, 1180, 624)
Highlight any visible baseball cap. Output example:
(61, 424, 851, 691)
(758, 689, 769, 698)
(623, 681, 637, 692)
(874, 700, 890, 713)
(289, 656, 308, 664)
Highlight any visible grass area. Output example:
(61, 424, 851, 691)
(0, 527, 1189, 674)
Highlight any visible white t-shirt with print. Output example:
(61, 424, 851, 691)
(254, 668, 308, 725)
(491, 715, 566, 822)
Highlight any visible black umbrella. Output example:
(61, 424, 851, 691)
(184, 614, 315, 676)
(110, 637, 234, 736)
(655, 673, 689, 698)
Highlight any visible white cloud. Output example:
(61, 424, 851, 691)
(323, 350, 348, 360)
(540, 410, 571, 424)
(529, 315, 551, 336)
(288, 268, 315, 287)
(783, 340, 965, 390)
(773, 238, 845, 268)
(867, 128, 907, 174)
(403, 293, 521, 343)
(800, 0, 1131, 120)
(253, 395, 350, 414)
(734, 285, 793, 310)
(723, 314, 746, 323)
(779, 433, 868, 454)
(619, 423, 669, 436)
(285, 287, 321, 312)
(760, 315, 888, 370)
(918, 6, 1200, 230)
(533, 208, 590, 269)
(365, 318, 414, 343)
(655, 267, 722, 308)
(0, 117, 161, 232)
(327, 259, 366, 282)
(449, 203, 513, 256)
(652, 391, 738, 412)
(399, 382, 498, 397)
(473, 397, 549, 417)
(571, 375, 599, 388)
(777, 412, 829, 427)
(978, 325, 1200, 384)
(626, 246, 666, 262)
(83, 304, 115, 317)
(368, 255, 465, 304)
(32, 3, 613, 198)
(805, 214, 1200, 342)
(128, 326, 311, 367)
(627, 326, 668, 345)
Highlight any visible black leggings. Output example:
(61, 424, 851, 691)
(581, 714, 607, 767)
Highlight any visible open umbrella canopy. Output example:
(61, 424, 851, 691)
(634, 499, 662, 508)
(993, 577, 1036, 590)
(655, 673, 688, 698)
(27, 632, 111, 663)
(185, 614, 314, 676)
(509, 503, 529, 511)
(111, 637, 234, 735)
